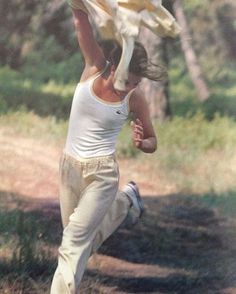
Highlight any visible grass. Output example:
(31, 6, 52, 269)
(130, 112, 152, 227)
(0, 192, 59, 294)
(0, 192, 103, 293)
(1, 109, 236, 195)
(151, 113, 236, 193)
(0, 110, 68, 145)
(1, 56, 236, 120)
(196, 190, 236, 218)
(0, 67, 75, 119)
(0, 112, 236, 293)
(1, 190, 236, 293)
(0, 62, 236, 292)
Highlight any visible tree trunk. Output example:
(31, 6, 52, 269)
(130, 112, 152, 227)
(139, 27, 171, 121)
(173, 0, 210, 101)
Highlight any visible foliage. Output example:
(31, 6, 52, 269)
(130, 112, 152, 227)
(0, 2, 236, 292)
(21, 35, 84, 84)
(116, 120, 140, 158)
(157, 112, 236, 152)
(0, 193, 59, 293)
(0, 110, 236, 292)
(0, 0, 235, 119)
(168, 57, 236, 119)
(0, 110, 68, 144)
(151, 112, 236, 193)
(0, 52, 235, 120)
(2, 110, 236, 192)
(183, 0, 236, 67)
(0, 67, 76, 119)
(22, 50, 84, 84)
(0, 0, 76, 68)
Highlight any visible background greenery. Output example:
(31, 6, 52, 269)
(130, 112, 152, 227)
(0, 0, 236, 293)
(0, 0, 235, 119)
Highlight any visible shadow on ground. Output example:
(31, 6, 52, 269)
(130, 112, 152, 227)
(0, 191, 61, 281)
(0, 190, 236, 293)
(92, 193, 236, 294)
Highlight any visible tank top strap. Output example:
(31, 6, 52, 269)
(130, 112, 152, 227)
(87, 61, 110, 83)
(123, 88, 135, 112)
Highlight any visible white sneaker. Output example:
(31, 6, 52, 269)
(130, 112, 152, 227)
(123, 181, 145, 218)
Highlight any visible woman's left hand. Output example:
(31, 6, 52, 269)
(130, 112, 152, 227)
(131, 118, 144, 149)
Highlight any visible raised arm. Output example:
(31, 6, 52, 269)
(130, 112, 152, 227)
(130, 90, 157, 153)
(72, 9, 106, 80)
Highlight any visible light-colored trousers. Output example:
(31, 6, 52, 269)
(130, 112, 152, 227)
(50, 152, 131, 294)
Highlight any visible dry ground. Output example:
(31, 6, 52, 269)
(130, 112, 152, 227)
(0, 132, 236, 294)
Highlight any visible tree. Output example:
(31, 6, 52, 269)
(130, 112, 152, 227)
(173, 0, 210, 101)
(0, 0, 75, 69)
(215, 1, 236, 60)
(139, 27, 171, 121)
(0, 0, 39, 68)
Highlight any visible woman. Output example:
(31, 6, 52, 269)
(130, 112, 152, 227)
(51, 8, 160, 294)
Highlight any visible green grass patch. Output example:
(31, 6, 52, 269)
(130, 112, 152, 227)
(196, 190, 236, 218)
(1, 57, 235, 121)
(0, 67, 75, 119)
(0, 110, 68, 144)
(1, 109, 236, 194)
(153, 113, 236, 193)
(156, 112, 236, 153)
(0, 111, 236, 292)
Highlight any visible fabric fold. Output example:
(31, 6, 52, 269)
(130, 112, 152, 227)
(68, 0, 181, 90)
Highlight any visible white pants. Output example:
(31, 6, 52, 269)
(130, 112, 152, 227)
(50, 153, 131, 294)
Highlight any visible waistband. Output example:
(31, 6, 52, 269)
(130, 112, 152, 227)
(62, 150, 116, 165)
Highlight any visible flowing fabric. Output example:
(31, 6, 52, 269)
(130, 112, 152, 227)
(68, 0, 181, 90)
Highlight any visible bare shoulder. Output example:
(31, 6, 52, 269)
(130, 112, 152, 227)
(80, 61, 107, 82)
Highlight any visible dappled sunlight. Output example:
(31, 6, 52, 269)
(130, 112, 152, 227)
(91, 193, 236, 293)
(1, 190, 236, 293)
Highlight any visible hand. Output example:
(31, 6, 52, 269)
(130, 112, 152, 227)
(131, 118, 144, 149)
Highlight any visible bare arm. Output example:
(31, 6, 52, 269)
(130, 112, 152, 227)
(72, 9, 106, 80)
(130, 90, 157, 153)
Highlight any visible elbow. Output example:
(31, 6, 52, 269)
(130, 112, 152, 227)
(150, 137, 158, 153)
(149, 143, 157, 154)
(154, 138, 158, 152)
(152, 143, 158, 153)
(141, 137, 157, 154)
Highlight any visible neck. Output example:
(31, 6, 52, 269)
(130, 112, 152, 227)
(94, 71, 127, 101)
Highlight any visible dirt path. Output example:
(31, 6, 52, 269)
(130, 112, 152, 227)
(1, 133, 236, 294)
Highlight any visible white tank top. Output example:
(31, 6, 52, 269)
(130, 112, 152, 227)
(65, 65, 132, 159)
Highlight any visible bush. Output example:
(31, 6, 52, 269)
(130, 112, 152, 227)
(169, 57, 236, 120)
(115, 112, 236, 193)
(22, 44, 84, 84)
(0, 67, 75, 119)
(0, 110, 67, 144)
